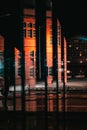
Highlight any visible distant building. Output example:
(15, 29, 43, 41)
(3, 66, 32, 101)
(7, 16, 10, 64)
(67, 35, 87, 79)
(0, 8, 67, 88)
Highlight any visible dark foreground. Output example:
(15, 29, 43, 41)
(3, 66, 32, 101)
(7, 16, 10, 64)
(0, 111, 87, 130)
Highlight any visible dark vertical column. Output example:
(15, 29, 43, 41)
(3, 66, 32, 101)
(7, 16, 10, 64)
(35, 2, 40, 81)
(35, 0, 48, 130)
(4, 38, 11, 110)
(35, 0, 47, 81)
(16, 0, 26, 129)
(7, 43, 16, 111)
(16, 8, 26, 130)
(20, 13, 25, 112)
(61, 30, 66, 109)
(61, 30, 66, 129)
(1, 0, 25, 111)
(4, 39, 15, 111)
(52, 0, 59, 112)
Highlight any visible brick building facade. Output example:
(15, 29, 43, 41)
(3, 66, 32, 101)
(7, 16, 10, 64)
(0, 8, 67, 89)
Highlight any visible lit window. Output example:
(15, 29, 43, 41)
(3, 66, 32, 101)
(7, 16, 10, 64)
(30, 51, 34, 57)
(28, 30, 32, 38)
(33, 30, 36, 37)
(80, 52, 82, 56)
(29, 68, 34, 77)
(48, 67, 53, 76)
(69, 44, 72, 47)
(27, 23, 32, 28)
(29, 51, 34, 66)
(80, 60, 83, 63)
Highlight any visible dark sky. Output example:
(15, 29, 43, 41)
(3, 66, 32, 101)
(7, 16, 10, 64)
(57, 0, 87, 38)
(25, 0, 87, 39)
(0, 0, 87, 39)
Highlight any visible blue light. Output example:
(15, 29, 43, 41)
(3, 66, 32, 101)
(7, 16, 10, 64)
(0, 61, 4, 69)
(79, 37, 87, 41)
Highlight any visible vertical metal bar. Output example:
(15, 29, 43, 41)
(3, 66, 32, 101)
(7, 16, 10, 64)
(61, 30, 66, 112)
(52, 0, 59, 112)
(18, 0, 25, 112)
(4, 39, 11, 110)
(21, 50, 25, 111)
(18, 0, 26, 129)
(41, 1, 48, 129)
(35, 0, 47, 81)
(35, 0, 48, 130)
(13, 48, 16, 111)
(35, 0, 41, 81)
(12, 47, 16, 130)
(38, 26, 41, 79)
(61, 29, 66, 130)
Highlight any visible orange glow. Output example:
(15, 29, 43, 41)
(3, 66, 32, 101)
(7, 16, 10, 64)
(0, 8, 67, 87)
(14, 9, 67, 86)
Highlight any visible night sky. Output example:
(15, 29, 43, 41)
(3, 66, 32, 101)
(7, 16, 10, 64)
(24, 0, 87, 39)
(57, 0, 87, 38)
(0, 0, 87, 39)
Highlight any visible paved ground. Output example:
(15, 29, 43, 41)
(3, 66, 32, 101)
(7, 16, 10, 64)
(35, 78, 87, 90)
(0, 78, 87, 94)
(66, 78, 87, 90)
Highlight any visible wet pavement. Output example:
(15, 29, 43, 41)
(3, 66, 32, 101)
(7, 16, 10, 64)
(0, 79, 87, 129)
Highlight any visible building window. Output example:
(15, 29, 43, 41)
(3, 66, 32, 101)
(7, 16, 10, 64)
(69, 44, 72, 48)
(30, 51, 34, 57)
(48, 67, 53, 76)
(33, 30, 36, 37)
(28, 30, 32, 38)
(29, 51, 34, 66)
(29, 67, 34, 77)
(27, 23, 32, 28)
(26, 22, 36, 38)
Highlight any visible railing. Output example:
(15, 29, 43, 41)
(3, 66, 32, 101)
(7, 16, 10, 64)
(0, 88, 87, 112)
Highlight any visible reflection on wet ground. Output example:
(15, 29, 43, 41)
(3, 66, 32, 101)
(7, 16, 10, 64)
(0, 82, 87, 130)
(1, 90, 87, 112)
(0, 92, 87, 129)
